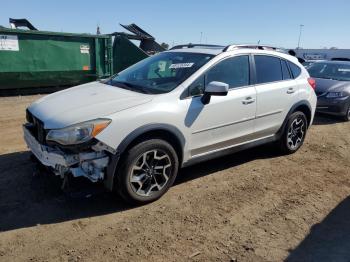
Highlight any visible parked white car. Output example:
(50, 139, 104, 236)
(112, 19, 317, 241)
(24, 44, 317, 203)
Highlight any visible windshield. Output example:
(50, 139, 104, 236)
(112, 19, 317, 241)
(308, 62, 350, 81)
(105, 52, 214, 94)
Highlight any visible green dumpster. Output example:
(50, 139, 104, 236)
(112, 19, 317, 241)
(0, 28, 112, 90)
(112, 34, 148, 74)
(0, 21, 164, 93)
(111, 24, 165, 73)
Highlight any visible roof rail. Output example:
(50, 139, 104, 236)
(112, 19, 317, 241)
(223, 44, 281, 52)
(169, 43, 287, 54)
(170, 43, 224, 50)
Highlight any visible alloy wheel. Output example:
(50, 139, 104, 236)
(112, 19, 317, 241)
(287, 117, 306, 150)
(129, 150, 172, 197)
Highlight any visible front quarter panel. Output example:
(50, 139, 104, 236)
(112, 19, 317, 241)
(95, 92, 191, 160)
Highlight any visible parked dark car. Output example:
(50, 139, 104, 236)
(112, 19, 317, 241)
(307, 61, 350, 121)
(302, 60, 326, 69)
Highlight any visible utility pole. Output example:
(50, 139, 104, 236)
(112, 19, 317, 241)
(297, 24, 304, 49)
(200, 32, 203, 44)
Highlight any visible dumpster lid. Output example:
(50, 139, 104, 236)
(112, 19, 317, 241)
(119, 23, 154, 40)
(9, 18, 38, 30)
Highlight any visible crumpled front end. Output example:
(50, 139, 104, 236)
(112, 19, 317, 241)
(23, 123, 112, 183)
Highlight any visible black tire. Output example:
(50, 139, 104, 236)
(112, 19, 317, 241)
(343, 105, 350, 121)
(116, 139, 179, 204)
(278, 111, 308, 154)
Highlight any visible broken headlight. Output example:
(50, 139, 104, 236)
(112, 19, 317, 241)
(46, 119, 111, 145)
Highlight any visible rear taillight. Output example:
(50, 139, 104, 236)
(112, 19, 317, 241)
(308, 78, 316, 90)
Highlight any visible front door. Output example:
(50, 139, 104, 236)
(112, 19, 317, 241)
(185, 55, 257, 157)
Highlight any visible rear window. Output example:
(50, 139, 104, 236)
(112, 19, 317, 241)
(288, 61, 302, 78)
(255, 55, 283, 84)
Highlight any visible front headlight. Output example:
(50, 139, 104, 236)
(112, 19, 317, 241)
(46, 119, 111, 145)
(326, 92, 345, 98)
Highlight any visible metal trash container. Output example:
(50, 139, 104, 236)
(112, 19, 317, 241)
(0, 25, 112, 91)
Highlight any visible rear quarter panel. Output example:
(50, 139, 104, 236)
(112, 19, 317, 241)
(298, 68, 317, 124)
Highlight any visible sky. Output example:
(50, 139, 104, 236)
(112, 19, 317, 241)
(1, 0, 349, 49)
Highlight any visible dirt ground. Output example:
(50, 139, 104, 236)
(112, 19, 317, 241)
(0, 95, 349, 262)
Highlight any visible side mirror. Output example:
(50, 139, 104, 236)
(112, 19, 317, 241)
(201, 81, 229, 105)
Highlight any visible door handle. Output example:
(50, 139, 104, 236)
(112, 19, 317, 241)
(242, 97, 256, 105)
(287, 88, 296, 94)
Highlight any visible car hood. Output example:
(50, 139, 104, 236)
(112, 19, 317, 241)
(28, 81, 153, 129)
(314, 78, 350, 94)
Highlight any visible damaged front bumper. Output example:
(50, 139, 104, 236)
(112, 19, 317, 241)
(23, 125, 112, 183)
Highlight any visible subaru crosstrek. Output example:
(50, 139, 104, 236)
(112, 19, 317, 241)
(24, 44, 317, 204)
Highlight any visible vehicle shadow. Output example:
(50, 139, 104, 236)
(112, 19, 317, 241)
(0, 151, 130, 232)
(176, 143, 280, 185)
(286, 196, 350, 262)
(312, 113, 345, 125)
(0, 144, 281, 233)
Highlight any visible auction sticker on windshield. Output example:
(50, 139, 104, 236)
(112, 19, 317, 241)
(169, 63, 194, 69)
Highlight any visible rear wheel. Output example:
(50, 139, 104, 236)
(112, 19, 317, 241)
(279, 111, 308, 154)
(117, 139, 179, 204)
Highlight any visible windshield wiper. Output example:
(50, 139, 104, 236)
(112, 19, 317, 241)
(107, 80, 151, 94)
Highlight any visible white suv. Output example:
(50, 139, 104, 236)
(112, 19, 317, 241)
(24, 44, 317, 203)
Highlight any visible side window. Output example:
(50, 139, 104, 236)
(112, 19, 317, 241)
(188, 56, 250, 96)
(255, 55, 283, 84)
(206, 56, 250, 88)
(288, 61, 302, 78)
(281, 59, 292, 80)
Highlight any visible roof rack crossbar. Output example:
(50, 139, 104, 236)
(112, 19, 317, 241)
(223, 44, 279, 52)
(170, 43, 224, 50)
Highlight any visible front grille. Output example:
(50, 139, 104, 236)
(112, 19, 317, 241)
(26, 110, 47, 145)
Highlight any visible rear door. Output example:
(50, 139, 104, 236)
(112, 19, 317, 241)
(253, 55, 298, 137)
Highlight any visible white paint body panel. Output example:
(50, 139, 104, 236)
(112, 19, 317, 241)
(255, 79, 298, 136)
(187, 86, 256, 156)
(28, 81, 153, 129)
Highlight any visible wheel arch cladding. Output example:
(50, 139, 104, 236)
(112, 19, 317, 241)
(105, 124, 185, 192)
(277, 100, 312, 138)
(117, 124, 185, 166)
(293, 103, 312, 126)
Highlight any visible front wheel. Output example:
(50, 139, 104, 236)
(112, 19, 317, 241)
(343, 105, 350, 121)
(117, 139, 179, 204)
(278, 111, 308, 154)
